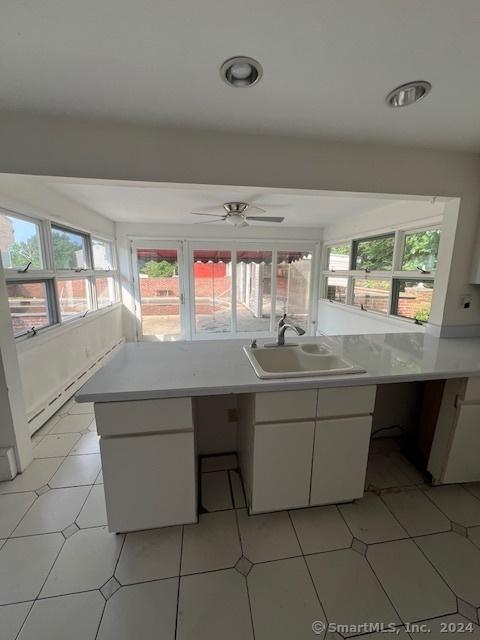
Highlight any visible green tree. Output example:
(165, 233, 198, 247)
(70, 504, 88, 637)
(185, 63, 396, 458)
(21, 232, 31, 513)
(140, 260, 177, 278)
(52, 231, 82, 269)
(402, 230, 440, 271)
(355, 236, 395, 271)
(8, 237, 42, 269)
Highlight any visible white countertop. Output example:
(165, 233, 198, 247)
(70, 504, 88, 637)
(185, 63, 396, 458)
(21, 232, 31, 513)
(76, 333, 480, 402)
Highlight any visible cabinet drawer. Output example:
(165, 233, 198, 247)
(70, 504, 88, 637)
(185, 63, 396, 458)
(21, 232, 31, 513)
(94, 397, 193, 436)
(310, 415, 372, 505)
(317, 385, 376, 418)
(254, 390, 317, 423)
(251, 421, 315, 513)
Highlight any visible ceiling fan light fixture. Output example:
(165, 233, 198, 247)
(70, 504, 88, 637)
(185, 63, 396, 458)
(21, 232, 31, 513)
(386, 80, 431, 107)
(220, 57, 263, 88)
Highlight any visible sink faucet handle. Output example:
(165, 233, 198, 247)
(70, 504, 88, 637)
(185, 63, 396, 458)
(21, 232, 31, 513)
(278, 313, 287, 328)
(250, 339, 257, 349)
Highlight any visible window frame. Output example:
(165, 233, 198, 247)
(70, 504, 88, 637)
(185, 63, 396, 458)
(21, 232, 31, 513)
(321, 224, 440, 325)
(1, 208, 120, 340)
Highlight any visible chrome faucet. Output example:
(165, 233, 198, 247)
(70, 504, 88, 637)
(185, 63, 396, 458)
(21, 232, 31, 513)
(266, 313, 306, 347)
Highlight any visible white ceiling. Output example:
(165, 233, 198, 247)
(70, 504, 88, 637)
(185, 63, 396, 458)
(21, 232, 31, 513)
(1, 1, 480, 150)
(48, 180, 440, 228)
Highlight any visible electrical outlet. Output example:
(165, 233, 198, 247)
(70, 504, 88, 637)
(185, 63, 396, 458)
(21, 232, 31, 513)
(460, 294, 472, 310)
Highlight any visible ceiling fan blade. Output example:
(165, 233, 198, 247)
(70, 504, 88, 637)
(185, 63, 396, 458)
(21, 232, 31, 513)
(194, 218, 224, 224)
(246, 216, 285, 223)
(191, 212, 225, 217)
(246, 205, 266, 214)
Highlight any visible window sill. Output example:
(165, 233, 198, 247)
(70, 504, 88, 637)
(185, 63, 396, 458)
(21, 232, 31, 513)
(15, 302, 122, 353)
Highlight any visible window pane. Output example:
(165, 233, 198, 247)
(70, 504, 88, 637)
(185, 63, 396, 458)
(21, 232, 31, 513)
(92, 238, 113, 270)
(7, 282, 51, 335)
(236, 250, 272, 332)
(326, 244, 350, 271)
(0, 214, 43, 270)
(402, 229, 441, 271)
(354, 235, 394, 271)
(57, 279, 90, 321)
(326, 276, 348, 303)
(394, 279, 434, 321)
(353, 279, 390, 314)
(275, 251, 311, 327)
(96, 276, 116, 308)
(52, 226, 88, 270)
(136, 248, 181, 337)
(193, 250, 232, 333)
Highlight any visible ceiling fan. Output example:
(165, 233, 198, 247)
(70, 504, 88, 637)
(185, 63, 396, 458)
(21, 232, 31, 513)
(191, 201, 284, 228)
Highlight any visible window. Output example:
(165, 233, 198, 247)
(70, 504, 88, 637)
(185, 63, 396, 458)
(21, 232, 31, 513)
(326, 276, 348, 303)
(322, 226, 441, 325)
(275, 251, 311, 326)
(57, 279, 91, 321)
(7, 282, 52, 336)
(182, 245, 314, 338)
(393, 280, 434, 322)
(193, 250, 232, 333)
(401, 229, 441, 272)
(2, 211, 119, 337)
(51, 225, 89, 270)
(353, 234, 394, 271)
(236, 250, 272, 332)
(0, 213, 44, 270)
(92, 238, 114, 270)
(95, 276, 116, 308)
(326, 244, 350, 271)
(353, 279, 390, 314)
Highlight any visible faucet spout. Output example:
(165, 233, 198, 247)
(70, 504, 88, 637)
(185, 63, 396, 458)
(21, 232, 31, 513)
(275, 314, 306, 346)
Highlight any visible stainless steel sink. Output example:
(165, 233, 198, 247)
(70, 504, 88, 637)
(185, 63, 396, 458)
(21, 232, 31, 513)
(243, 343, 365, 379)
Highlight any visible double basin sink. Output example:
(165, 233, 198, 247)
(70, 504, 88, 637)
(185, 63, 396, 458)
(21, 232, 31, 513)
(244, 342, 365, 379)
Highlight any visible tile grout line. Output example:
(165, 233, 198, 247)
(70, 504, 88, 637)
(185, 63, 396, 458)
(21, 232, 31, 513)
(234, 507, 256, 640)
(286, 509, 329, 631)
(174, 524, 185, 640)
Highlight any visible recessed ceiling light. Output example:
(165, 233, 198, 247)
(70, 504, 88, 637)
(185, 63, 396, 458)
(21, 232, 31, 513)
(386, 81, 432, 107)
(220, 56, 263, 88)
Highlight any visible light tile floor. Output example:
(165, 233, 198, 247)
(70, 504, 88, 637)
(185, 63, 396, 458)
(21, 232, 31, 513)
(1, 402, 480, 639)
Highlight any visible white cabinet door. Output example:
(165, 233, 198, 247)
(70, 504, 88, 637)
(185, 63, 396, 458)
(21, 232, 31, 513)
(100, 431, 197, 532)
(310, 416, 372, 506)
(442, 404, 480, 483)
(251, 421, 315, 514)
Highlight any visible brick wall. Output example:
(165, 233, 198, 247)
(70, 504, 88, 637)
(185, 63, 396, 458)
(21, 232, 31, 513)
(327, 285, 433, 318)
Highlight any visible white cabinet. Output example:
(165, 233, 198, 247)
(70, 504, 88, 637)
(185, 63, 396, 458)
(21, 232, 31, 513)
(250, 421, 315, 514)
(239, 385, 376, 514)
(428, 377, 480, 484)
(310, 416, 372, 505)
(95, 396, 197, 533)
(101, 431, 196, 532)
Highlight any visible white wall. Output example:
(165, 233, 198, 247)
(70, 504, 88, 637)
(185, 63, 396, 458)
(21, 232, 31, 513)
(17, 305, 124, 433)
(317, 300, 424, 336)
(0, 112, 479, 333)
(0, 173, 115, 237)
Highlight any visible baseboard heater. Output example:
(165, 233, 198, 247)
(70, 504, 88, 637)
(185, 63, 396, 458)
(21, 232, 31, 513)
(27, 338, 125, 436)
